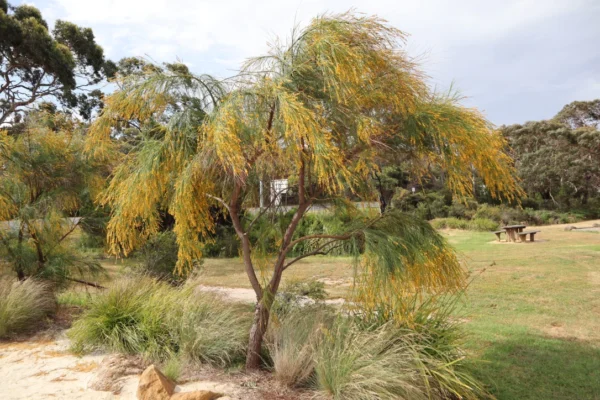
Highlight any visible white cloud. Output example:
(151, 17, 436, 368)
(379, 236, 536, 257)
(45, 0, 585, 62)
(32, 0, 600, 123)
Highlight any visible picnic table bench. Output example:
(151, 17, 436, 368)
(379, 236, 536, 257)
(493, 230, 506, 241)
(518, 230, 541, 242)
(501, 225, 527, 242)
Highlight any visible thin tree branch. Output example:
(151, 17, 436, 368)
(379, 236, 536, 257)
(66, 277, 106, 289)
(285, 233, 352, 253)
(206, 193, 231, 213)
(283, 240, 345, 271)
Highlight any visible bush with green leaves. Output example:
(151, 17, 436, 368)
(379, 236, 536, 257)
(468, 218, 500, 231)
(203, 224, 240, 258)
(0, 279, 56, 338)
(135, 231, 183, 284)
(69, 278, 251, 366)
(430, 217, 469, 230)
(267, 311, 486, 399)
(271, 279, 331, 318)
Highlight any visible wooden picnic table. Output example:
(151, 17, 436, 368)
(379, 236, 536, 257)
(501, 225, 527, 242)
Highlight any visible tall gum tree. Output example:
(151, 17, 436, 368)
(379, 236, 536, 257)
(86, 13, 521, 370)
(0, 0, 116, 124)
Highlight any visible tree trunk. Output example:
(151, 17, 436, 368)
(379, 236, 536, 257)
(16, 224, 25, 281)
(28, 226, 46, 273)
(246, 299, 271, 370)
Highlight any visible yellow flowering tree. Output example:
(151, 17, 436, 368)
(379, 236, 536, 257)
(87, 13, 520, 369)
(0, 111, 105, 284)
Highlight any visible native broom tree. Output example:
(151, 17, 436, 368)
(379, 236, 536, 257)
(0, 110, 105, 285)
(87, 13, 520, 370)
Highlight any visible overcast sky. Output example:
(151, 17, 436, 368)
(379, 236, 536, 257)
(27, 0, 600, 125)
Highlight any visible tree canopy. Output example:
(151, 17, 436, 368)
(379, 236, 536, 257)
(554, 99, 600, 129)
(0, 0, 116, 125)
(0, 110, 105, 283)
(87, 12, 521, 369)
(502, 107, 600, 209)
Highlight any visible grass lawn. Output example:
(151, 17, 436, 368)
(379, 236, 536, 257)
(192, 220, 600, 399)
(447, 223, 600, 400)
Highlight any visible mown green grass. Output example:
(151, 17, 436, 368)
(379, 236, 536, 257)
(441, 224, 600, 400)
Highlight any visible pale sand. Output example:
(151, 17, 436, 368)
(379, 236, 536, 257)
(0, 333, 238, 400)
(196, 284, 346, 305)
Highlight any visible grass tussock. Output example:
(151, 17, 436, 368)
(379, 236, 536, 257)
(268, 292, 487, 400)
(267, 309, 333, 387)
(314, 321, 484, 400)
(68, 278, 251, 367)
(0, 279, 56, 338)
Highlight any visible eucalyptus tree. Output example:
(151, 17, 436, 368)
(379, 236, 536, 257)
(502, 119, 600, 208)
(87, 13, 520, 370)
(0, 0, 116, 124)
(554, 99, 600, 129)
(0, 111, 104, 284)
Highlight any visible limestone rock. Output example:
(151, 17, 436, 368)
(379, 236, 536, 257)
(137, 365, 176, 400)
(171, 391, 223, 400)
(88, 354, 144, 394)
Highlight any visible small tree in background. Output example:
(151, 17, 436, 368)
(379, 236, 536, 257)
(87, 13, 520, 370)
(0, 111, 105, 285)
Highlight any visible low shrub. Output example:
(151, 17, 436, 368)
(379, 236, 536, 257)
(281, 279, 327, 300)
(135, 232, 184, 284)
(447, 198, 478, 220)
(0, 279, 56, 338)
(203, 225, 240, 258)
(271, 279, 331, 318)
(69, 278, 251, 366)
(431, 217, 502, 231)
(430, 217, 469, 230)
(473, 203, 503, 221)
(468, 218, 500, 231)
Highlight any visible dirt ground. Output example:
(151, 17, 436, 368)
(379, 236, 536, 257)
(0, 331, 299, 400)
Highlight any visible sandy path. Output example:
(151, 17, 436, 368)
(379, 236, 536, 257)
(0, 333, 240, 400)
(0, 282, 346, 399)
(0, 335, 130, 399)
(196, 284, 346, 306)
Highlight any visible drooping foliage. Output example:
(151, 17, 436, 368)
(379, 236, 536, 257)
(0, 111, 105, 283)
(85, 60, 224, 266)
(87, 12, 520, 369)
(0, 1, 116, 124)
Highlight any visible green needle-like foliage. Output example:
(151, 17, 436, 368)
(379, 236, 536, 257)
(0, 111, 105, 284)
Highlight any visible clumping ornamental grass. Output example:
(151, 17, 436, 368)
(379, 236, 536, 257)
(314, 320, 485, 400)
(68, 278, 251, 366)
(0, 278, 56, 338)
(267, 308, 334, 387)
